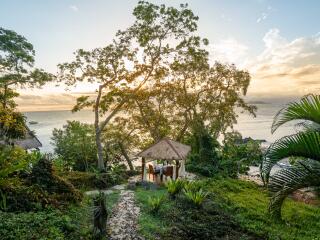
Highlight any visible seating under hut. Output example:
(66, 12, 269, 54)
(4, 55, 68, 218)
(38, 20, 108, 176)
(137, 138, 191, 183)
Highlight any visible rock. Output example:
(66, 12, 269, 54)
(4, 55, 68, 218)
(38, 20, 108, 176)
(107, 190, 144, 240)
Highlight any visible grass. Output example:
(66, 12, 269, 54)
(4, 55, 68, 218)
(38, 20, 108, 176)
(205, 178, 320, 240)
(134, 178, 320, 240)
(106, 190, 120, 212)
(135, 187, 173, 239)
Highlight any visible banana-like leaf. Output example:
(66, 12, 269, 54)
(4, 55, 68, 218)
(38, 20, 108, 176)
(261, 131, 320, 183)
(272, 94, 320, 134)
(268, 160, 320, 219)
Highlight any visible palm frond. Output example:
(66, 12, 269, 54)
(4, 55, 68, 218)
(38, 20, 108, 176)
(261, 131, 320, 183)
(268, 160, 320, 219)
(272, 94, 320, 133)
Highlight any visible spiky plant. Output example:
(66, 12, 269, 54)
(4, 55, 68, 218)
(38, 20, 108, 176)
(147, 195, 165, 214)
(165, 179, 186, 199)
(93, 192, 108, 239)
(260, 94, 320, 219)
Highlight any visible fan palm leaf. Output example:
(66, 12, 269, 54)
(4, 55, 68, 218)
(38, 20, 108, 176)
(271, 94, 320, 134)
(261, 131, 320, 183)
(268, 160, 320, 219)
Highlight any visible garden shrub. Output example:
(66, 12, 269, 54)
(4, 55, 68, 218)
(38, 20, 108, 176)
(220, 131, 263, 178)
(28, 157, 82, 204)
(62, 163, 130, 190)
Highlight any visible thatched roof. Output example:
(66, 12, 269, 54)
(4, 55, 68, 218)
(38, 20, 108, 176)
(0, 126, 42, 150)
(138, 138, 191, 161)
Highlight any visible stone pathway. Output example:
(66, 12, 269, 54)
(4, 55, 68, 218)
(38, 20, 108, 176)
(107, 190, 144, 240)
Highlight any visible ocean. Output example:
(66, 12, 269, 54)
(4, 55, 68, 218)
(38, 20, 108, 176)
(24, 103, 296, 153)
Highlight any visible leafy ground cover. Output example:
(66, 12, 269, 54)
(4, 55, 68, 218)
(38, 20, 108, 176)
(135, 178, 320, 240)
(206, 178, 320, 240)
(0, 191, 120, 240)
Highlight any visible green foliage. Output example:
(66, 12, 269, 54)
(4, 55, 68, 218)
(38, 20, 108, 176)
(93, 192, 107, 239)
(220, 131, 263, 178)
(25, 157, 82, 207)
(52, 121, 98, 171)
(186, 122, 220, 176)
(183, 187, 207, 207)
(0, 201, 93, 240)
(0, 146, 39, 186)
(261, 94, 320, 219)
(182, 181, 208, 208)
(147, 195, 165, 214)
(136, 178, 320, 240)
(61, 164, 129, 191)
(0, 105, 27, 140)
(165, 179, 186, 199)
(135, 183, 259, 240)
(206, 178, 320, 240)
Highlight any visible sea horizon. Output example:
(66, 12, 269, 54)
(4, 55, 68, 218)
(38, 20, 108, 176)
(23, 102, 296, 154)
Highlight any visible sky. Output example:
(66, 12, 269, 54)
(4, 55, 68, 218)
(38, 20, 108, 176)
(1, 0, 320, 111)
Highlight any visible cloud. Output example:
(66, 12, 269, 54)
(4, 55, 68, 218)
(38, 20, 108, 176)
(247, 28, 320, 97)
(257, 12, 268, 23)
(256, 6, 274, 23)
(69, 5, 79, 12)
(209, 38, 249, 67)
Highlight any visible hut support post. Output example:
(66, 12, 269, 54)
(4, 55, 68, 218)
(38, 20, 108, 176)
(175, 160, 180, 180)
(141, 157, 146, 181)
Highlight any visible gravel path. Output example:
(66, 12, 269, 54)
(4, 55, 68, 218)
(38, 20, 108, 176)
(107, 190, 144, 240)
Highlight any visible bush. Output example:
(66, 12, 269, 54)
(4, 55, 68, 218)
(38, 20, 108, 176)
(220, 131, 263, 178)
(62, 164, 130, 190)
(186, 154, 217, 177)
(0, 146, 39, 187)
(51, 121, 98, 171)
(28, 157, 82, 204)
(148, 195, 165, 214)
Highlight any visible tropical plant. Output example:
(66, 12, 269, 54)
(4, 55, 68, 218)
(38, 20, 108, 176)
(183, 188, 208, 207)
(165, 179, 186, 199)
(93, 192, 107, 239)
(147, 195, 165, 214)
(260, 94, 320, 218)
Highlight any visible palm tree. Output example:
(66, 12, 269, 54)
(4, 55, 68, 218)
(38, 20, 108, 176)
(260, 94, 320, 219)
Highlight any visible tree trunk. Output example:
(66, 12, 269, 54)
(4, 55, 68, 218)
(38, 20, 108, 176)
(118, 142, 134, 171)
(95, 130, 105, 171)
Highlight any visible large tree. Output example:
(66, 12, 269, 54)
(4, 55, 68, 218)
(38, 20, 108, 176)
(59, 1, 203, 170)
(123, 59, 256, 143)
(0, 27, 52, 140)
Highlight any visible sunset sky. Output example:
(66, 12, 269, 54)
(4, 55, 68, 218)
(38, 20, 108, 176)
(1, 0, 320, 111)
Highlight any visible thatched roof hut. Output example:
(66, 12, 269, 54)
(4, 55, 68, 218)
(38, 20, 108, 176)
(138, 138, 191, 161)
(0, 126, 42, 150)
(138, 138, 191, 181)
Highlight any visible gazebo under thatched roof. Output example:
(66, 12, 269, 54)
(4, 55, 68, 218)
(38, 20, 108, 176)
(138, 138, 191, 160)
(137, 138, 191, 181)
(0, 126, 42, 150)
